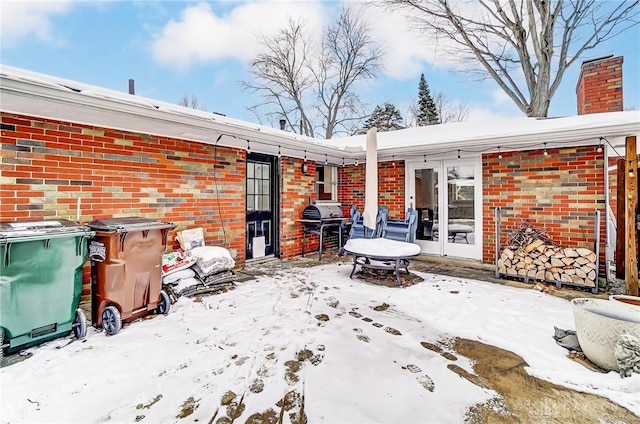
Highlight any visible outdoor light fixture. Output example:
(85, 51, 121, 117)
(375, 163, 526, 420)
(457, 150, 461, 160)
(424, 154, 427, 164)
(543, 143, 548, 156)
(324, 154, 328, 165)
(277, 146, 281, 158)
(342, 158, 345, 167)
(392, 155, 396, 167)
(597, 137, 603, 153)
(354, 159, 359, 166)
(498, 147, 503, 159)
(247, 140, 251, 152)
(630, 161, 635, 178)
(301, 150, 308, 174)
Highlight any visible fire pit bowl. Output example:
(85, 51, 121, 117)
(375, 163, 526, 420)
(571, 298, 640, 372)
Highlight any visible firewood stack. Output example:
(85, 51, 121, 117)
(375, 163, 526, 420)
(498, 221, 597, 288)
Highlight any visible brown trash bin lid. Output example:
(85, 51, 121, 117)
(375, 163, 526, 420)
(86, 217, 175, 232)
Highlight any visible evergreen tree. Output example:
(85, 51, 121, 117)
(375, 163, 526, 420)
(361, 102, 405, 133)
(416, 73, 439, 125)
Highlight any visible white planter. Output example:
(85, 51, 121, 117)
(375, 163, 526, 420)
(609, 294, 640, 307)
(571, 298, 640, 372)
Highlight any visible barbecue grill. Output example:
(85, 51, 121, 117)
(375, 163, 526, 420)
(299, 204, 348, 260)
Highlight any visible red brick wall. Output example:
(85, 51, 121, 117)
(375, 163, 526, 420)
(338, 160, 405, 219)
(483, 146, 606, 267)
(576, 56, 623, 115)
(279, 157, 317, 258)
(1, 113, 247, 295)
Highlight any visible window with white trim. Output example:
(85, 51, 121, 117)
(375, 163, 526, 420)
(315, 165, 337, 202)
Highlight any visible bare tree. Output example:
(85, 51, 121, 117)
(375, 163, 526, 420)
(434, 92, 469, 123)
(242, 8, 383, 138)
(406, 92, 469, 125)
(179, 94, 207, 111)
(378, 0, 639, 117)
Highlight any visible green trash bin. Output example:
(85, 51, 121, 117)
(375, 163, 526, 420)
(0, 219, 94, 357)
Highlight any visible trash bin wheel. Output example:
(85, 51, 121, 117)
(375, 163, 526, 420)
(72, 308, 87, 340)
(102, 306, 122, 336)
(157, 290, 170, 315)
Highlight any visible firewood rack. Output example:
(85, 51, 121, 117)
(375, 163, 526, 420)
(494, 208, 600, 294)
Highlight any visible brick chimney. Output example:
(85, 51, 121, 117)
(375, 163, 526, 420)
(576, 55, 623, 115)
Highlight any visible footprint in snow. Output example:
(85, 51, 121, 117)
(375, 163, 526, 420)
(326, 297, 340, 308)
(349, 310, 363, 318)
(352, 328, 370, 343)
(417, 374, 435, 392)
(404, 364, 422, 373)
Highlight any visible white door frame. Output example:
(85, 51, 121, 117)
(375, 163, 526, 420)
(406, 157, 483, 260)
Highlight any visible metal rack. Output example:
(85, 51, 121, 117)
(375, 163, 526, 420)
(494, 208, 600, 294)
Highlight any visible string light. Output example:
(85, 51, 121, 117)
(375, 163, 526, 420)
(324, 154, 328, 165)
(214, 130, 615, 169)
(392, 155, 395, 167)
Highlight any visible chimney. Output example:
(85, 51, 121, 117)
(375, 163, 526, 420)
(128, 79, 135, 95)
(576, 55, 623, 115)
(279, 119, 286, 131)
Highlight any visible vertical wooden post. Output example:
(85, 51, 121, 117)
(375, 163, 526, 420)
(625, 136, 638, 296)
(616, 158, 626, 279)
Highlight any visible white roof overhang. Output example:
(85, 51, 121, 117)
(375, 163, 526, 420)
(2, 65, 639, 165)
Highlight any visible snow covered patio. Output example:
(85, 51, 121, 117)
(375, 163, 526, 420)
(1, 260, 638, 423)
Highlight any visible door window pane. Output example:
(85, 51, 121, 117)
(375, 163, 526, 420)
(446, 165, 475, 244)
(414, 168, 438, 241)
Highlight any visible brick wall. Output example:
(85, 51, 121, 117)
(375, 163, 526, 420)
(338, 160, 405, 219)
(279, 157, 317, 258)
(1, 113, 247, 295)
(482, 146, 606, 267)
(576, 56, 623, 115)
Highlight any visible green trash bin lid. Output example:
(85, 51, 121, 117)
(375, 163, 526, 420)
(86, 217, 175, 232)
(0, 219, 91, 242)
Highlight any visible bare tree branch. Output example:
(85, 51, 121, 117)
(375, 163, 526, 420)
(377, 0, 639, 117)
(242, 7, 383, 138)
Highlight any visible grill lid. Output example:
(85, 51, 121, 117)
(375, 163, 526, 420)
(301, 204, 344, 221)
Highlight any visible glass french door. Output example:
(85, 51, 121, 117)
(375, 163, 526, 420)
(407, 158, 482, 260)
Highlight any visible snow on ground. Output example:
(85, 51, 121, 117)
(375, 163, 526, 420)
(1, 262, 639, 423)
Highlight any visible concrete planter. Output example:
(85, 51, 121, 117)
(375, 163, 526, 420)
(571, 298, 640, 372)
(609, 294, 640, 307)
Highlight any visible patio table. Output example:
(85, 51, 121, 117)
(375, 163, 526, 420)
(342, 238, 421, 286)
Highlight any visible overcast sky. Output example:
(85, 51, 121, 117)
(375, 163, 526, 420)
(1, 0, 638, 128)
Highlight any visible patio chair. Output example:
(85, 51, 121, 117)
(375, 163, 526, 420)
(348, 205, 387, 240)
(381, 208, 418, 243)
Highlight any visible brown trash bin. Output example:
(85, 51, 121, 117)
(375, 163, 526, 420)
(87, 217, 176, 335)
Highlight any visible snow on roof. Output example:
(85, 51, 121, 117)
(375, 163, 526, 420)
(332, 112, 640, 157)
(1, 64, 638, 160)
